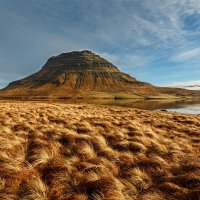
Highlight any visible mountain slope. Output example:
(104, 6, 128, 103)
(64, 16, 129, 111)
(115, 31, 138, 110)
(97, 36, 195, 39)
(0, 50, 200, 99)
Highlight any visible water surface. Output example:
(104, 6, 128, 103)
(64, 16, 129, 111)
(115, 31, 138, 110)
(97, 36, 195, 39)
(66, 99, 200, 114)
(165, 103, 200, 114)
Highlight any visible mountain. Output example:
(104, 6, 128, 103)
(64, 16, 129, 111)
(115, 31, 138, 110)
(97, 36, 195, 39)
(0, 50, 200, 99)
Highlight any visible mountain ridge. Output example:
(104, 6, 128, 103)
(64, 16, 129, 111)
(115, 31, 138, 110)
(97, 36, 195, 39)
(0, 50, 200, 99)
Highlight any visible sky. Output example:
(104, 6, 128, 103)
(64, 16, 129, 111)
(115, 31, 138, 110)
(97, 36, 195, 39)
(0, 0, 200, 89)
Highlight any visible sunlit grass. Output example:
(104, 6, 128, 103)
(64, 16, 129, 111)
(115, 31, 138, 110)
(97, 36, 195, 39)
(0, 101, 199, 199)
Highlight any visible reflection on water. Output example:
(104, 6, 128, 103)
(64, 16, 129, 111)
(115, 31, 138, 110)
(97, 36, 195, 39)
(166, 104, 200, 114)
(1, 98, 200, 114)
(67, 99, 200, 114)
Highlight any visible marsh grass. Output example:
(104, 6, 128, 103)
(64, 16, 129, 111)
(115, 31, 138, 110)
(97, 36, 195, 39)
(0, 102, 199, 199)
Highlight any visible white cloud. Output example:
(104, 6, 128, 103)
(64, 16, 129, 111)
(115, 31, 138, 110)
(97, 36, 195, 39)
(99, 52, 146, 67)
(127, 0, 200, 53)
(168, 80, 200, 90)
(172, 47, 200, 62)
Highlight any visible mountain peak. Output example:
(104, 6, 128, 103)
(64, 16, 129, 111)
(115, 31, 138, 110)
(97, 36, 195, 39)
(53, 50, 94, 58)
(1, 50, 200, 99)
(44, 50, 115, 69)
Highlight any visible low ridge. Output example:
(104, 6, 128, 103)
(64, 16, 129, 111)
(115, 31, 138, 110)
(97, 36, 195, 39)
(0, 50, 199, 99)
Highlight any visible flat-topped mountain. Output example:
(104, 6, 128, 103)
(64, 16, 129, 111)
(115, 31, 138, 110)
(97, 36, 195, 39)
(0, 50, 200, 99)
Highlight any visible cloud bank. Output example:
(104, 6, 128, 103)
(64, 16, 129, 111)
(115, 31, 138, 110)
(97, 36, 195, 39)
(168, 80, 200, 90)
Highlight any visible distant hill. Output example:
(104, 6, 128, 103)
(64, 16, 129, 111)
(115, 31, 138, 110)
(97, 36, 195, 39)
(0, 50, 200, 99)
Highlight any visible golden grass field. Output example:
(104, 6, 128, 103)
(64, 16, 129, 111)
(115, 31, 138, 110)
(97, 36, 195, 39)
(0, 101, 199, 200)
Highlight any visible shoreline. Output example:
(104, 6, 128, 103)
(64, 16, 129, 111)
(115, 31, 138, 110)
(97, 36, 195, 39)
(0, 98, 200, 115)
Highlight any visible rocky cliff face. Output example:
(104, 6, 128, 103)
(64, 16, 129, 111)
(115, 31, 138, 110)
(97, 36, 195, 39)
(1, 50, 200, 98)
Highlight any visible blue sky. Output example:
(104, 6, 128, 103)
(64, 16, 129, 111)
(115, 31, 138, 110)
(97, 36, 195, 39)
(0, 0, 200, 88)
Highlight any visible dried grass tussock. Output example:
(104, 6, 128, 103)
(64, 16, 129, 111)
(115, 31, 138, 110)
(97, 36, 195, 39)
(0, 101, 199, 200)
